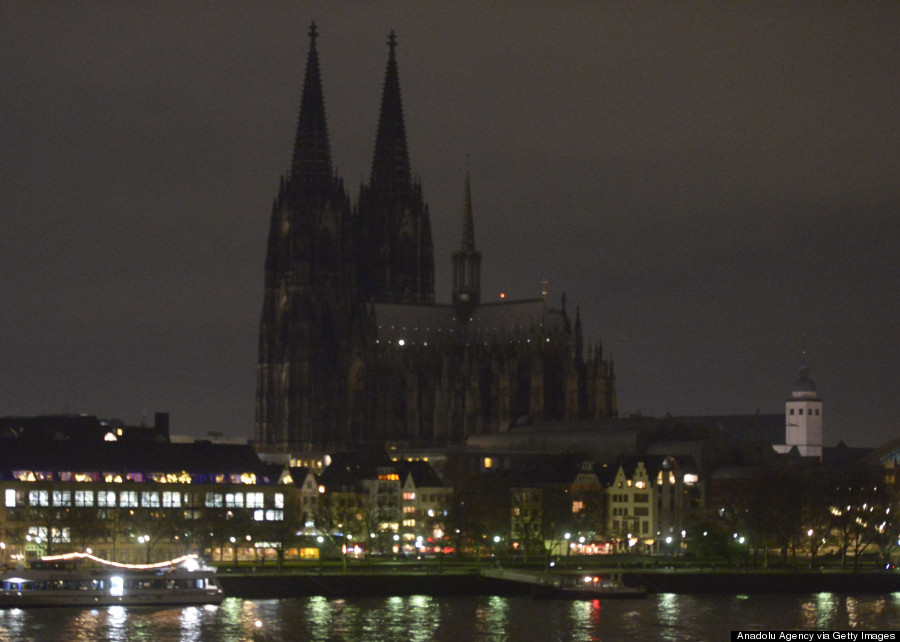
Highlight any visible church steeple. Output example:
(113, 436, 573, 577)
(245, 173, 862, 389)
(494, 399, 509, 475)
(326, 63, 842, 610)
(290, 21, 333, 192)
(256, 22, 353, 452)
(356, 30, 434, 303)
(452, 169, 482, 313)
(369, 31, 411, 194)
(461, 169, 476, 252)
(574, 305, 583, 362)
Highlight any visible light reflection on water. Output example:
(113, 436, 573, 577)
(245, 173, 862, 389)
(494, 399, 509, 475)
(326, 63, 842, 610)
(1, 593, 900, 641)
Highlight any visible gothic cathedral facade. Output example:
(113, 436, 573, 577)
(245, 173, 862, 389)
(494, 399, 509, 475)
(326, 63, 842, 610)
(255, 25, 617, 453)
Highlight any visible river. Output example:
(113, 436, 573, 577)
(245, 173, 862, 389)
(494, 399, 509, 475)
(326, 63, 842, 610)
(1, 593, 899, 641)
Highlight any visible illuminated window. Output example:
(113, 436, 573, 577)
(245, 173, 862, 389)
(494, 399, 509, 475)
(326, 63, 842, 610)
(97, 491, 116, 507)
(635, 481, 646, 489)
(403, 492, 416, 500)
(28, 526, 48, 541)
(683, 474, 699, 485)
(246, 492, 264, 508)
(5, 489, 16, 507)
(403, 506, 415, 513)
(265, 509, 283, 521)
(52, 490, 71, 507)
(204, 493, 223, 508)
(162, 492, 181, 508)
(141, 492, 160, 508)
(484, 457, 493, 469)
(28, 490, 49, 507)
(226, 493, 244, 508)
(274, 493, 284, 509)
(253, 509, 264, 521)
(572, 501, 584, 514)
(119, 491, 138, 508)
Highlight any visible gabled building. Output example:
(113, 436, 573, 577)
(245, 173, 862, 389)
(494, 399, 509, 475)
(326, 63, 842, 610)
(505, 457, 599, 557)
(605, 455, 699, 554)
(397, 461, 452, 554)
(287, 466, 319, 528)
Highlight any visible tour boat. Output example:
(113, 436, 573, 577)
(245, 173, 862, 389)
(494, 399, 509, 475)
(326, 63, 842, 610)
(0, 552, 224, 608)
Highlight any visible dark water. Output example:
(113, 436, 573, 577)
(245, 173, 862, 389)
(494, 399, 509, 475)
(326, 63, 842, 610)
(2, 593, 900, 641)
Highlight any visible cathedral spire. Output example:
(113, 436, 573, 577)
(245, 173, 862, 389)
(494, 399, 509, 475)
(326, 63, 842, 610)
(461, 167, 476, 253)
(452, 168, 482, 312)
(574, 305, 583, 363)
(290, 21, 333, 191)
(369, 30, 411, 193)
(357, 31, 434, 303)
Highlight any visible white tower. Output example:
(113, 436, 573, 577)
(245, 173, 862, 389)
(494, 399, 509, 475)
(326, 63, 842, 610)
(784, 362, 823, 459)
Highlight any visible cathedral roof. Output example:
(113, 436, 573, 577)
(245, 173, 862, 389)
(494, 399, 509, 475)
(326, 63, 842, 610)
(372, 298, 567, 346)
(467, 299, 567, 339)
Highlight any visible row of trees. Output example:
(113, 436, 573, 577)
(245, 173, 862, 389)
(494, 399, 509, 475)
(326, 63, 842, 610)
(702, 463, 896, 569)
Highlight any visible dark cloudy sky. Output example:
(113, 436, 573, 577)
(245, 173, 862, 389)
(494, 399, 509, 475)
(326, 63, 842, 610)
(2, 3, 897, 447)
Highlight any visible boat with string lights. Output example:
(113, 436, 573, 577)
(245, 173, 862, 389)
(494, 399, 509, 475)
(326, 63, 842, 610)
(0, 552, 224, 608)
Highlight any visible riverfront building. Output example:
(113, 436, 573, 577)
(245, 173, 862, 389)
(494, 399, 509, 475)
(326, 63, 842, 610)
(0, 414, 291, 564)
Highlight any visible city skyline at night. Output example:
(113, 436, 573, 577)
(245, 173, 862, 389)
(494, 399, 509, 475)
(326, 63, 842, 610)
(2, 4, 897, 447)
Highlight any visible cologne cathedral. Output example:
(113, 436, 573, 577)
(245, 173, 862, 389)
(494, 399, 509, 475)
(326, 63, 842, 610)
(255, 24, 617, 453)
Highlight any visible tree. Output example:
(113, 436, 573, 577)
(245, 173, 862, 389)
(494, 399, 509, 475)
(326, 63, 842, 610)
(799, 465, 836, 567)
(447, 470, 510, 561)
(828, 465, 887, 569)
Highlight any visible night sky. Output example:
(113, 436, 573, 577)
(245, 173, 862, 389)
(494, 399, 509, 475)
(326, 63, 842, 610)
(2, 3, 897, 447)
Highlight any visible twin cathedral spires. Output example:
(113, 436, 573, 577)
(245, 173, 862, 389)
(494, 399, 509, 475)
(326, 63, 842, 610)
(256, 24, 616, 452)
(267, 23, 443, 307)
(257, 24, 477, 449)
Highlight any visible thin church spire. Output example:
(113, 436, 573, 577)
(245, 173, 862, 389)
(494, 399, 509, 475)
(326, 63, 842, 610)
(290, 21, 333, 191)
(369, 30, 411, 194)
